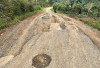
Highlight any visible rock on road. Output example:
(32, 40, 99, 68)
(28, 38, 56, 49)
(0, 8, 100, 68)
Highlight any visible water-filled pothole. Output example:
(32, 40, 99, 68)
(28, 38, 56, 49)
(32, 54, 52, 68)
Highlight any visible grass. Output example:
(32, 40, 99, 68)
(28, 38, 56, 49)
(82, 19, 100, 30)
(0, 7, 45, 30)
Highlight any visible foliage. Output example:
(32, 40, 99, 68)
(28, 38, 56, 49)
(53, 0, 100, 18)
(0, 0, 44, 30)
(53, 2, 59, 10)
(0, 8, 44, 30)
(82, 19, 100, 30)
(52, 0, 100, 30)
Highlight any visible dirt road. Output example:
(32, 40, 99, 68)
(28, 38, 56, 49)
(0, 8, 100, 68)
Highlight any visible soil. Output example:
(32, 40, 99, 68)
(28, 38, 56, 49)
(0, 7, 100, 68)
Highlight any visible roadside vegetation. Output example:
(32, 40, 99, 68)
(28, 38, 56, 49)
(0, 0, 52, 30)
(1, 0, 100, 30)
(53, 0, 100, 30)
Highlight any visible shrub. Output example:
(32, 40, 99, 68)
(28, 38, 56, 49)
(53, 3, 68, 13)
(0, 0, 42, 30)
(53, 3, 59, 10)
(58, 4, 66, 11)
(34, 6, 41, 10)
(20, 1, 26, 13)
(28, 4, 34, 12)
(87, 6, 100, 18)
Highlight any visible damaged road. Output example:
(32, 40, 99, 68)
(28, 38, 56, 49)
(0, 8, 100, 68)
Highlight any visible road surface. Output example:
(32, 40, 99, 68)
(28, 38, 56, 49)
(0, 8, 100, 68)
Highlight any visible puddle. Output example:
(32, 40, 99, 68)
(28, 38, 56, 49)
(32, 54, 51, 68)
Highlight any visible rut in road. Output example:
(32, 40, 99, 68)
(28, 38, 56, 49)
(0, 8, 100, 68)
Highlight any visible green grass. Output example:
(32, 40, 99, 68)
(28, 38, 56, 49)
(82, 19, 100, 30)
(0, 7, 45, 30)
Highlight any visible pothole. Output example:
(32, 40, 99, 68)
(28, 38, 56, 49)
(51, 15, 60, 23)
(41, 15, 50, 20)
(50, 23, 62, 30)
(32, 54, 52, 68)
(60, 22, 66, 30)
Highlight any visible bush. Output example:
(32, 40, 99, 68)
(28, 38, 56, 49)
(28, 4, 34, 12)
(53, 3, 67, 13)
(86, 6, 100, 18)
(20, 1, 26, 13)
(91, 6, 100, 17)
(52, 1, 100, 31)
(34, 6, 41, 10)
(53, 2, 59, 10)
(53, 2, 99, 18)
(0, 0, 42, 30)
(58, 4, 66, 11)
(0, 0, 41, 23)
